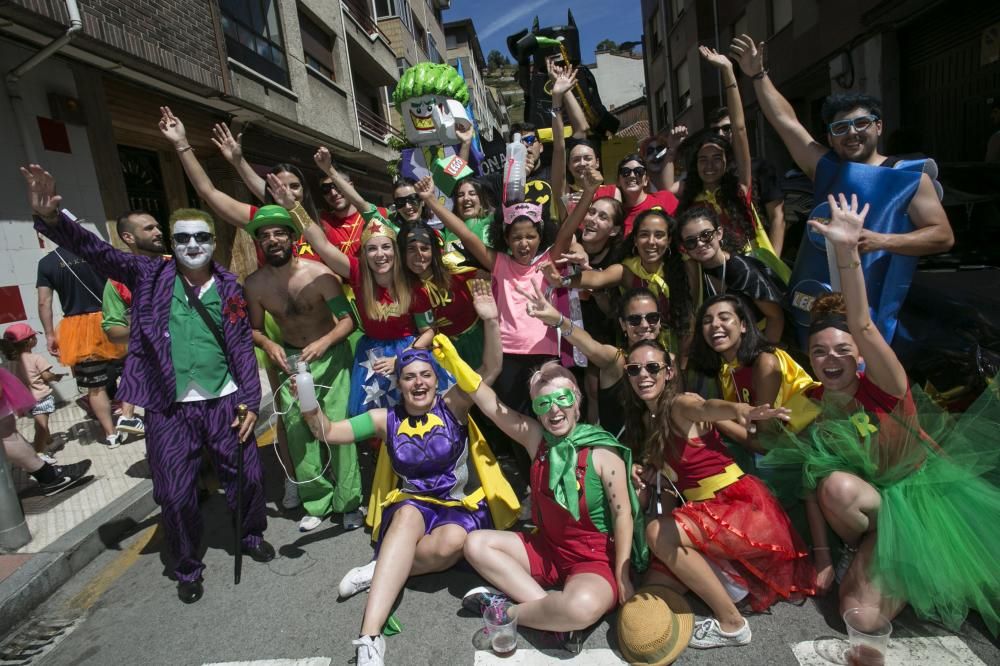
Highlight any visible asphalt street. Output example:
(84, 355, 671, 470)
(4, 443, 999, 666)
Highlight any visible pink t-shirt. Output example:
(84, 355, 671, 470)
(16, 353, 53, 401)
(492, 249, 559, 356)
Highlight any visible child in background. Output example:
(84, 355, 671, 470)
(2, 323, 65, 460)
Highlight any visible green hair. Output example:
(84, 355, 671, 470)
(392, 62, 470, 110)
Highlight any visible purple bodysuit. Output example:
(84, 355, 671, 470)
(378, 397, 492, 548)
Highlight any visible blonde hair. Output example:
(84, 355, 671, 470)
(359, 235, 412, 320)
(168, 208, 215, 234)
(529, 361, 583, 423)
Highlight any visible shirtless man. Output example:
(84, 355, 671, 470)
(244, 205, 362, 532)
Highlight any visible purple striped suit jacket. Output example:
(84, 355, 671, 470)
(34, 212, 261, 414)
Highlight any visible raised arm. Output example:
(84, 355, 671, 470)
(158, 107, 253, 228)
(313, 147, 371, 214)
(267, 173, 351, 279)
(442, 279, 503, 418)
(518, 282, 620, 368)
(551, 166, 599, 260)
(211, 122, 267, 202)
(807, 193, 907, 397)
(701, 46, 751, 191)
(415, 176, 496, 270)
(433, 335, 544, 459)
(730, 36, 826, 179)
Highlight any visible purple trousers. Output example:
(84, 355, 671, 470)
(145, 393, 267, 583)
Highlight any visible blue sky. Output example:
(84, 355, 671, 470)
(443, 0, 643, 65)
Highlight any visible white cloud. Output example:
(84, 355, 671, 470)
(479, 0, 549, 41)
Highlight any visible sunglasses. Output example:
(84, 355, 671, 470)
(520, 135, 538, 147)
(625, 361, 670, 377)
(624, 312, 661, 327)
(828, 114, 879, 137)
(680, 228, 718, 250)
(320, 183, 339, 194)
(172, 232, 213, 244)
(531, 387, 576, 415)
(393, 194, 421, 208)
(619, 166, 646, 179)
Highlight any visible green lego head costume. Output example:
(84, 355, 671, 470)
(393, 63, 472, 147)
(246, 205, 301, 240)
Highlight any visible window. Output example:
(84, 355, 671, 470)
(396, 57, 412, 78)
(427, 33, 442, 64)
(299, 11, 335, 82)
(770, 0, 792, 34)
(674, 58, 690, 112)
(413, 14, 427, 58)
(446, 32, 459, 50)
(376, 0, 413, 33)
(647, 7, 661, 52)
(219, 0, 289, 86)
(655, 84, 667, 128)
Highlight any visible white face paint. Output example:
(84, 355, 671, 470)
(402, 94, 471, 146)
(172, 219, 215, 270)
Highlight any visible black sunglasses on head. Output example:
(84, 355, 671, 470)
(624, 312, 661, 327)
(172, 232, 213, 244)
(625, 361, 670, 377)
(394, 194, 421, 208)
(681, 228, 718, 250)
(619, 166, 646, 179)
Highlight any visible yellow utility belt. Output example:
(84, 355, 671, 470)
(682, 464, 744, 502)
(381, 487, 486, 512)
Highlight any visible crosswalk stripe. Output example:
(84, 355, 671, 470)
(791, 635, 986, 665)
(474, 648, 624, 664)
(203, 660, 331, 666)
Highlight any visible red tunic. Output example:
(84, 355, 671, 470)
(348, 255, 431, 340)
(322, 208, 386, 258)
(665, 428, 734, 493)
(425, 271, 478, 336)
(623, 190, 679, 236)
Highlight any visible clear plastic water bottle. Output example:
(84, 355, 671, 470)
(295, 361, 318, 413)
(503, 133, 527, 203)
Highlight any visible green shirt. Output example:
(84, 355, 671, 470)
(101, 281, 129, 332)
(168, 277, 233, 401)
(442, 214, 492, 252)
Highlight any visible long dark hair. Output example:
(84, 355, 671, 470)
(266, 163, 318, 221)
(452, 176, 495, 219)
(583, 195, 627, 265)
(690, 294, 775, 375)
(621, 339, 679, 466)
(398, 220, 450, 293)
(624, 210, 692, 334)
(677, 131, 755, 246)
(676, 206, 745, 255)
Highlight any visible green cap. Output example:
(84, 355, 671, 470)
(246, 204, 301, 240)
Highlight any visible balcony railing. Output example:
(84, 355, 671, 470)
(343, 0, 390, 43)
(357, 103, 402, 142)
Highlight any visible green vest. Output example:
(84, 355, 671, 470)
(169, 277, 233, 400)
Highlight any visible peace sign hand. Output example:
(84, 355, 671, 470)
(514, 282, 562, 326)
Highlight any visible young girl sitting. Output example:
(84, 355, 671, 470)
(2, 323, 65, 458)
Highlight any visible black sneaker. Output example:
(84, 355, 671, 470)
(39, 460, 92, 496)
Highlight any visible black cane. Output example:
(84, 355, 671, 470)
(234, 403, 248, 585)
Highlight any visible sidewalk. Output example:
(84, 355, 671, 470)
(0, 368, 276, 638)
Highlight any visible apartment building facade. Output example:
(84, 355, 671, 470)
(641, 0, 1000, 169)
(0, 0, 402, 372)
(444, 18, 507, 142)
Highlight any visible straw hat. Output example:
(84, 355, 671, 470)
(617, 585, 693, 665)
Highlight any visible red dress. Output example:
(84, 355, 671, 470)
(661, 427, 816, 611)
(347, 255, 431, 340)
(518, 444, 618, 609)
(623, 190, 679, 236)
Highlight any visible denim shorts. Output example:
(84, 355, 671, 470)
(31, 394, 56, 416)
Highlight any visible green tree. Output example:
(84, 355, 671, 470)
(596, 39, 619, 52)
(487, 49, 511, 72)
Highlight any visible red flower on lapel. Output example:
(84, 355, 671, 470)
(223, 295, 248, 324)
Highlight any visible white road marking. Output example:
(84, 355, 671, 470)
(203, 660, 332, 666)
(792, 635, 986, 665)
(474, 648, 625, 664)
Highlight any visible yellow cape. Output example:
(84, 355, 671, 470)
(720, 348, 821, 433)
(365, 416, 520, 542)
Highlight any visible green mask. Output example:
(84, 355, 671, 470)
(531, 387, 576, 415)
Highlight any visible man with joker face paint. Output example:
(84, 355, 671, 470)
(21, 165, 273, 605)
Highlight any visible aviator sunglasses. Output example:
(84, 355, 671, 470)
(625, 361, 670, 377)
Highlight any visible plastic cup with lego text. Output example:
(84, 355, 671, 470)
(483, 601, 517, 656)
(843, 607, 891, 666)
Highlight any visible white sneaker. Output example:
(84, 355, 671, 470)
(298, 515, 323, 532)
(338, 560, 376, 598)
(689, 617, 751, 649)
(281, 478, 301, 509)
(116, 415, 145, 435)
(104, 434, 121, 449)
(37, 453, 58, 465)
(342, 509, 364, 530)
(352, 634, 385, 666)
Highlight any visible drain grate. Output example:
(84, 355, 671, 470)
(0, 616, 80, 665)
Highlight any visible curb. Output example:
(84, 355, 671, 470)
(0, 392, 276, 639)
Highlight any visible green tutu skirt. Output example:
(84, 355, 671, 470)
(759, 378, 1000, 634)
